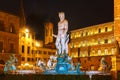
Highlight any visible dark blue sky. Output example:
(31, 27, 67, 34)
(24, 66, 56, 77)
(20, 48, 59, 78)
(0, 0, 114, 40)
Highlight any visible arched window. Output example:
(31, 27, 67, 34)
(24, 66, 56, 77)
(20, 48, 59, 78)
(0, 20, 5, 31)
(105, 49, 108, 55)
(98, 49, 101, 55)
(111, 48, 115, 55)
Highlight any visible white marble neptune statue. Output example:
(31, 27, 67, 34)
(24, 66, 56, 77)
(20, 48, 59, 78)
(53, 12, 69, 55)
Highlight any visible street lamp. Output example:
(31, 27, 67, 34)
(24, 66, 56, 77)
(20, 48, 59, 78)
(36, 42, 40, 47)
(24, 28, 29, 38)
(25, 28, 29, 33)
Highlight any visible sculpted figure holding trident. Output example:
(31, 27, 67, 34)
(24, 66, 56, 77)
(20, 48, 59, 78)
(53, 12, 69, 55)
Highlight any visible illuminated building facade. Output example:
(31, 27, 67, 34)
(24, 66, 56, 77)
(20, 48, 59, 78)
(18, 1, 56, 68)
(0, 11, 21, 64)
(19, 27, 36, 66)
(19, 27, 56, 68)
(70, 22, 114, 70)
(33, 47, 56, 63)
(69, 0, 120, 79)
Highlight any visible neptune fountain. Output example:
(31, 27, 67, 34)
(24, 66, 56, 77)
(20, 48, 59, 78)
(43, 12, 84, 75)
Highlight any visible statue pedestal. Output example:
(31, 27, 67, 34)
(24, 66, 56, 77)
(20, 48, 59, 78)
(55, 56, 71, 74)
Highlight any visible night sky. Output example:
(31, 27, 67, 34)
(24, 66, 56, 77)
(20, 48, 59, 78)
(0, 0, 114, 40)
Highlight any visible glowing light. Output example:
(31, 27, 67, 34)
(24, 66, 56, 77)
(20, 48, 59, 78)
(24, 63, 29, 66)
(25, 28, 29, 33)
(36, 42, 40, 47)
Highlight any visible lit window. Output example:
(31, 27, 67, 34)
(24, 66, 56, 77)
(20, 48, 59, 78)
(105, 49, 108, 55)
(10, 27, 13, 32)
(26, 33, 30, 38)
(111, 48, 115, 55)
(80, 41, 83, 47)
(98, 38, 101, 44)
(9, 23, 15, 33)
(98, 49, 101, 55)
(111, 36, 114, 43)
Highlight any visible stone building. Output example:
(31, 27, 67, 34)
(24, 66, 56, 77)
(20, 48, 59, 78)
(19, 27, 56, 69)
(19, 27, 36, 66)
(0, 11, 21, 65)
(70, 22, 114, 70)
(69, 0, 120, 79)
(18, 1, 56, 68)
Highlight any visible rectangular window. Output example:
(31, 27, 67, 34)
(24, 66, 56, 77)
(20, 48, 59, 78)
(98, 38, 100, 44)
(32, 58, 34, 62)
(27, 58, 30, 61)
(81, 32, 83, 36)
(104, 39, 108, 43)
(22, 45, 24, 53)
(10, 43, 14, 53)
(27, 46, 30, 54)
(22, 57, 25, 61)
(44, 51, 47, 54)
(105, 27, 108, 32)
(98, 28, 101, 33)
